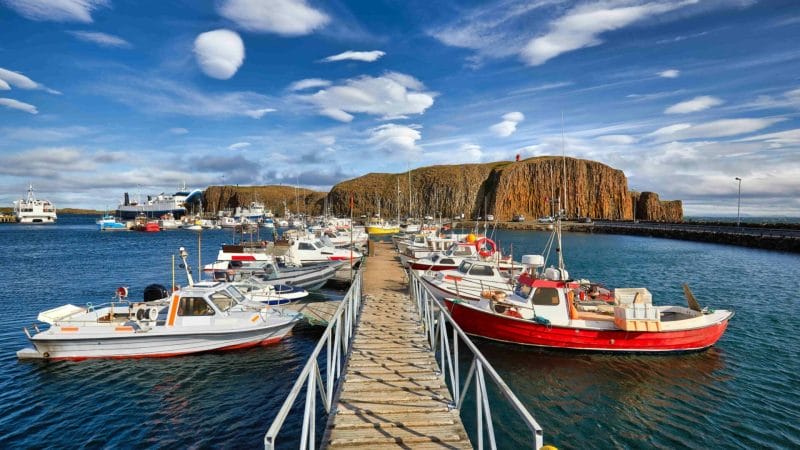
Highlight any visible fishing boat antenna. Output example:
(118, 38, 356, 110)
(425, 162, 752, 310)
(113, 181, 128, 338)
(179, 247, 195, 286)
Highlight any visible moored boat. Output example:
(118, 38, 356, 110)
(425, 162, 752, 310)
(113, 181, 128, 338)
(97, 214, 126, 231)
(13, 185, 57, 224)
(17, 282, 301, 360)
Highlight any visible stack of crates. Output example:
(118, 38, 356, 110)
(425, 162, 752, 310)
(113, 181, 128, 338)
(613, 288, 661, 331)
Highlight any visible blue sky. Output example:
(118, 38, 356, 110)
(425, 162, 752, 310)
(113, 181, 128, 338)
(1, 0, 799, 216)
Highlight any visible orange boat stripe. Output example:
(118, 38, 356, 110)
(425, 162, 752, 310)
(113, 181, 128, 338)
(167, 294, 179, 326)
(115, 326, 134, 332)
(250, 315, 260, 323)
(60, 326, 79, 332)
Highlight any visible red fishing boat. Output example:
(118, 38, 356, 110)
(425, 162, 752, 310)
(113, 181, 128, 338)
(439, 215, 733, 353)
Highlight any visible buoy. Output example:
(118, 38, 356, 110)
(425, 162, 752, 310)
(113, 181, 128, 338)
(466, 233, 476, 243)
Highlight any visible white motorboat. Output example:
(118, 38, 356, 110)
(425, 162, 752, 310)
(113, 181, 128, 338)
(284, 237, 362, 267)
(13, 185, 57, 224)
(17, 282, 301, 360)
(421, 260, 517, 301)
(232, 281, 308, 306)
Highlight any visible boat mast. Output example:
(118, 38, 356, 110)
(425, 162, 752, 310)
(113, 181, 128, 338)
(561, 112, 568, 219)
(396, 177, 401, 225)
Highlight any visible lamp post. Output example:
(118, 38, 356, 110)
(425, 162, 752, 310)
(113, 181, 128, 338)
(735, 177, 742, 227)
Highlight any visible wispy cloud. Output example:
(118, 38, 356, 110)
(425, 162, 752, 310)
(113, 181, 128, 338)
(507, 81, 573, 95)
(193, 29, 245, 80)
(68, 31, 132, 48)
(651, 117, 783, 141)
(217, 0, 329, 36)
(301, 72, 435, 122)
(521, 1, 693, 66)
(0, 97, 38, 114)
(97, 76, 275, 119)
(0, 67, 60, 94)
(489, 111, 525, 137)
(228, 141, 251, 150)
(596, 134, 638, 145)
(658, 68, 680, 78)
(321, 50, 385, 63)
(2, 126, 92, 141)
(1, 0, 109, 23)
(169, 127, 189, 135)
(288, 78, 330, 91)
(664, 95, 723, 114)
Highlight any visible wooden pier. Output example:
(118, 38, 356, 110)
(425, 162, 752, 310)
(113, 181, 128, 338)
(323, 242, 472, 449)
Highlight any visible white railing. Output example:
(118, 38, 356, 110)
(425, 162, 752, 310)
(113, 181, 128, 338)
(409, 269, 545, 450)
(263, 268, 363, 449)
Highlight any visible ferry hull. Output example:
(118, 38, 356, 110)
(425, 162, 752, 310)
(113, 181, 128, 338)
(443, 299, 732, 353)
(116, 208, 186, 220)
(20, 322, 296, 361)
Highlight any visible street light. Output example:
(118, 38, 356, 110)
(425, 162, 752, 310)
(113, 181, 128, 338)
(735, 177, 742, 227)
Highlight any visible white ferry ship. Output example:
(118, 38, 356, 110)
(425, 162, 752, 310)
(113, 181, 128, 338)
(115, 185, 202, 220)
(13, 185, 57, 224)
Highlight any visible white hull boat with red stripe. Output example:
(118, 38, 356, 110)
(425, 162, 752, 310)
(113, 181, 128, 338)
(284, 237, 362, 267)
(17, 282, 301, 360)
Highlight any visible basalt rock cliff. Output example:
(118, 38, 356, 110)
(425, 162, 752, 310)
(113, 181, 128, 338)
(326, 156, 682, 222)
(202, 185, 326, 216)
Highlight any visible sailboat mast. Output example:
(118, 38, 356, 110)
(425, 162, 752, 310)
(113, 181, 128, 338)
(561, 111, 568, 218)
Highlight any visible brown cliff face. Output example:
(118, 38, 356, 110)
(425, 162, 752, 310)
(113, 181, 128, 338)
(327, 157, 683, 221)
(203, 185, 326, 216)
(629, 191, 683, 222)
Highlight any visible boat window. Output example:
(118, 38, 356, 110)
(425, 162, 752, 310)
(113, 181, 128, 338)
(209, 291, 236, 312)
(458, 261, 472, 274)
(453, 247, 473, 256)
(298, 242, 315, 251)
(531, 288, 560, 306)
(177, 297, 215, 316)
(225, 286, 246, 302)
(440, 258, 455, 265)
(469, 265, 494, 277)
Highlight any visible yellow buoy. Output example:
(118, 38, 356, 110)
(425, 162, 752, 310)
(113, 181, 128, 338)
(466, 233, 476, 243)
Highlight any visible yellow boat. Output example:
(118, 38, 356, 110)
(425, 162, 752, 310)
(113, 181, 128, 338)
(366, 219, 400, 235)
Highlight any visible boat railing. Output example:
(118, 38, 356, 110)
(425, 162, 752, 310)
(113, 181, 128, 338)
(408, 269, 544, 449)
(263, 266, 364, 449)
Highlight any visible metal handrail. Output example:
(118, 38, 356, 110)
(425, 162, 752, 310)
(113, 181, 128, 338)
(263, 267, 363, 449)
(409, 269, 544, 450)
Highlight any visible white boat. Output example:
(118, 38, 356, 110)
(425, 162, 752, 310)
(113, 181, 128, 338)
(13, 185, 57, 224)
(284, 237, 363, 267)
(232, 281, 308, 305)
(159, 212, 180, 230)
(235, 201, 268, 222)
(421, 260, 517, 301)
(17, 282, 301, 360)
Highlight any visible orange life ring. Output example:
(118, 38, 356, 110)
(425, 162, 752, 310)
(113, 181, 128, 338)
(474, 237, 496, 258)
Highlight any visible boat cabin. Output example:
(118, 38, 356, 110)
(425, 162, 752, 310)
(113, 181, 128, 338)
(165, 282, 248, 327)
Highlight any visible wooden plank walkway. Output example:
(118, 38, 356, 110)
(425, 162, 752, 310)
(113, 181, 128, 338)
(323, 241, 472, 449)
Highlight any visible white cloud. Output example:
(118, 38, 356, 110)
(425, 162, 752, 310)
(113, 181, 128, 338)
(321, 50, 385, 63)
(521, 1, 692, 66)
(489, 111, 525, 137)
(596, 134, 638, 145)
(460, 143, 483, 162)
(0, 98, 38, 114)
(368, 123, 422, 156)
(3, 126, 92, 141)
(228, 142, 251, 150)
(739, 128, 800, 146)
(316, 135, 336, 146)
(658, 69, 680, 78)
(288, 78, 330, 91)
(169, 127, 189, 135)
(1, 0, 108, 23)
(193, 29, 245, 80)
(217, 0, 329, 36)
(68, 31, 131, 48)
(651, 118, 783, 141)
(304, 72, 436, 122)
(0, 79, 9, 90)
(0, 67, 60, 94)
(244, 108, 276, 118)
(664, 95, 723, 114)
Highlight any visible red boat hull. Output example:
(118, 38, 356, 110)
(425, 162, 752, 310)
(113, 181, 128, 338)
(443, 299, 731, 353)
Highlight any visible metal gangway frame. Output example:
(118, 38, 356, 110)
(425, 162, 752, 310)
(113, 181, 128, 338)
(409, 269, 545, 450)
(264, 268, 363, 449)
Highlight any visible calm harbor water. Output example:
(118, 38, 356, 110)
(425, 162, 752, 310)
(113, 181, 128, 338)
(1, 216, 798, 448)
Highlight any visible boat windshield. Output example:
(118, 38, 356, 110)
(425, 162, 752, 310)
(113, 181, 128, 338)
(515, 282, 533, 299)
(453, 246, 473, 257)
(209, 290, 237, 312)
(225, 286, 247, 302)
(458, 261, 472, 274)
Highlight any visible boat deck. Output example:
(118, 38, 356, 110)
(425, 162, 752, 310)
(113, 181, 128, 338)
(323, 241, 472, 449)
